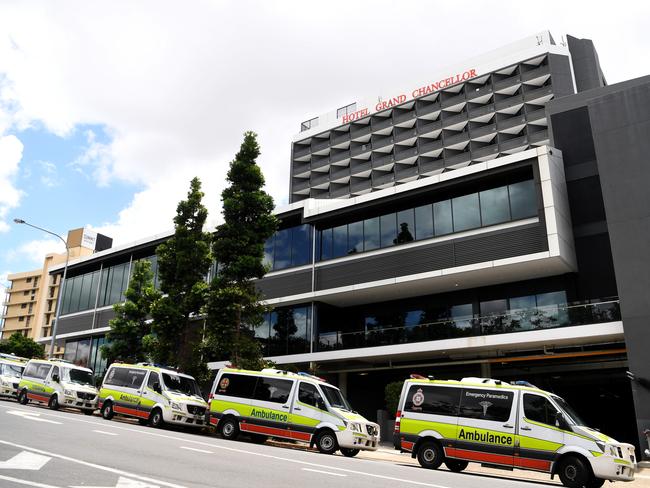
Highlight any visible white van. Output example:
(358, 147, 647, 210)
(0, 354, 27, 399)
(17, 359, 98, 414)
(99, 363, 208, 428)
(209, 368, 379, 456)
(394, 376, 636, 487)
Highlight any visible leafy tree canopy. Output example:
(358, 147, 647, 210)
(0, 333, 45, 359)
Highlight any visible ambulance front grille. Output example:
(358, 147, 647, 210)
(187, 405, 206, 416)
(76, 392, 96, 401)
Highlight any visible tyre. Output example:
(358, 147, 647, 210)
(48, 395, 59, 410)
(220, 417, 239, 440)
(248, 434, 267, 444)
(149, 409, 165, 428)
(586, 477, 605, 488)
(316, 430, 338, 455)
(445, 459, 468, 473)
(340, 448, 360, 457)
(138, 418, 149, 426)
(18, 390, 28, 405)
(101, 401, 114, 420)
(83, 409, 95, 416)
(558, 456, 592, 488)
(417, 440, 444, 470)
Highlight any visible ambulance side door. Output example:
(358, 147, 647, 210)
(516, 392, 565, 472)
(140, 371, 163, 417)
(247, 376, 294, 439)
(48, 365, 62, 400)
(455, 387, 517, 467)
(291, 382, 325, 442)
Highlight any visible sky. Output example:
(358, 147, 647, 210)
(0, 0, 649, 296)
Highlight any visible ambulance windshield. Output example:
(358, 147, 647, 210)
(1, 363, 23, 378)
(64, 368, 94, 386)
(321, 384, 353, 411)
(162, 373, 202, 398)
(553, 395, 587, 427)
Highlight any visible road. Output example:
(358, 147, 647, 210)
(0, 399, 645, 488)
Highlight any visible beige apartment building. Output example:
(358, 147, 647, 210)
(0, 228, 112, 347)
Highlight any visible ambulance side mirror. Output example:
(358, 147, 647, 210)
(317, 399, 327, 411)
(153, 382, 162, 394)
(52, 374, 60, 383)
(555, 411, 568, 430)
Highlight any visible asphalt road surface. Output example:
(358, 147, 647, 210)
(0, 399, 616, 488)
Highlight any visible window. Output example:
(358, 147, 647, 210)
(298, 382, 324, 409)
(509, 180, 537, 220)
(347, 221, 363, 254)
(301, 117, 319, 132)
(480, 186, 511, 226)
(523, 393, 559, 426)
(452, 193, 481, 232)
(33, 277, 39, 287)
(363, 217, 380, 251)
(433, 200, 453, 235)
(414, 204, 434, 240)
(21, 303, 26, 309)
(253, 377, 293, 404)
(336, 103, 357, 119)
(162, 373, 201, 397)
(23, 363, 51, 380)
(18, 316, 24, 322)
(320, 228, 333, 261)
(509, 295, 537, 330)
(26, 277, 32, 283)
(273, 228, 291, 270)
(51, 366, 59, 380)
(332, 225, 348, 258)
(103, 367, 146, 388)
(396, 209, 415, 244)
(404, 385, 461, 416)
(147, 372, 159, 389)
(216, 373, 257, 398)
(380, 213, 397, 248)
(23, 290, 29, 296)
(459, 388, 514, 422)
(291, 225, 311, 267)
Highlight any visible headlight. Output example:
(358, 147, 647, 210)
(609, 445, 618, 457)
(64, 389, 73, 396)
(0, 378, 6, 386)
(349, 422, 361, 432)
(170, 402, 182, 411)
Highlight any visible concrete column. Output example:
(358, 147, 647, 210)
(480, 362, 491, 378)
(338, 372, 348, 396)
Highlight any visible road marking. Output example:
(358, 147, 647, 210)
(302, 468, 347, 477)
(70, 476, 162, 487)
(0, 451, 51, 470)
(0, 474, 59, 488)
(93, 430, 119, 436)
(179, 446, 212, 454)
(7, 410, 62, 424)
(0, 440, 187, 488)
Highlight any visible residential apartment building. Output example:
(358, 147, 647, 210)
(46, 32, 650, 455)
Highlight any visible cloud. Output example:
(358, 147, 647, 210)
(0, 0, 648, 248)
(6, 237, 64, 268)
(0, 134, 24, 232)
(38, 160, 60, 187)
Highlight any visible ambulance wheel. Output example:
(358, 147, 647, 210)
(18, 390, 28, 405)
(587, 478, 605, 488)
(83, 409, 95, 416)
(340, 448, 360, 457)
(138, 419, 148, 425)
(445, 459, 468, 473)
(149, 408, 165, 428)
(248, 434, 267, 444)
(101, 401, 114, 420)
(558, 455, 591, 488)
(417, 440, 444, 470)
(48, 395, 60, 410)
(316, 430, 338, 455)
(220, 417, 239, 440)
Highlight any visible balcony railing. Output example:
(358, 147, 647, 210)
(317, 299, 621, 352)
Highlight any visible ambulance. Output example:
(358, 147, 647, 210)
(208, 368, 380, 456)
(394, 375, 636, 488)
(17, 359, 98, 414)
(0, 353, 27, 399)
(99, 362, 208, 428)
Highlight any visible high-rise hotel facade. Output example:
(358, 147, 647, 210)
(45, 32, 650, 454)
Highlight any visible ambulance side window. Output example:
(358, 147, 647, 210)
(23, 363, 38, 378)
(35, 364, 52, 380)
(459, 388, 514, 422)
(104, 367, 127, 387)
(253, 377, 293, 404)
(125, 369, 147, 389)
(147, 372, 160, 390)
(404, 385, 461, 416)
(51, 366, 59, 380)
(298, 382, 324, 409)
(217, 374, 257, 399)
(523, 393, 559, 426)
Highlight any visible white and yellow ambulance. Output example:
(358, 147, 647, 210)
(99, 362, 208, 428)
(208, 368, 380, 456)
(17, 359, 98, 414)
(394, 375, 636, 487)
(0, 353, 27, 399)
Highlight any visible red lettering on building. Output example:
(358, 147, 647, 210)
(341, 108, 369, 124)
(375, 94, 407, 112)
(411, 69, 478, 101)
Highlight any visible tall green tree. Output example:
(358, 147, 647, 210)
(150, 177, 212, 374)
(204, 131, 277, 369)
(0, 333, 45, 359)
(101, 259, 160, 363)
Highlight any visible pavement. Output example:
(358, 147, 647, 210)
(0, 398, 648, 488)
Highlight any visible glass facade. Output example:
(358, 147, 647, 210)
(63, 336, 107, 379)
(264, 224, 312, 271)
(256, 305, 311, 356)
(317, 178, 537, 261)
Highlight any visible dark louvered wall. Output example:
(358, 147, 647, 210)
(57, 312, 94, 335)
(256, 269, 312, 300)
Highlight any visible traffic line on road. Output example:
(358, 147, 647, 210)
(179, 446, 212, 454)
(93, 430, 119, 436)
(7, 410, 62, 424)
(0, 474, 60, 488)
(0, 451, 51, 470)
(302, 468, 347, 477)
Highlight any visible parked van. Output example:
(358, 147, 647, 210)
(99, 363, 208, 428)
(394, 376, 636, 487)
(0, 353, 27, 399)
(209, 368, 379, 456)
(17, 359, 98, 414)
